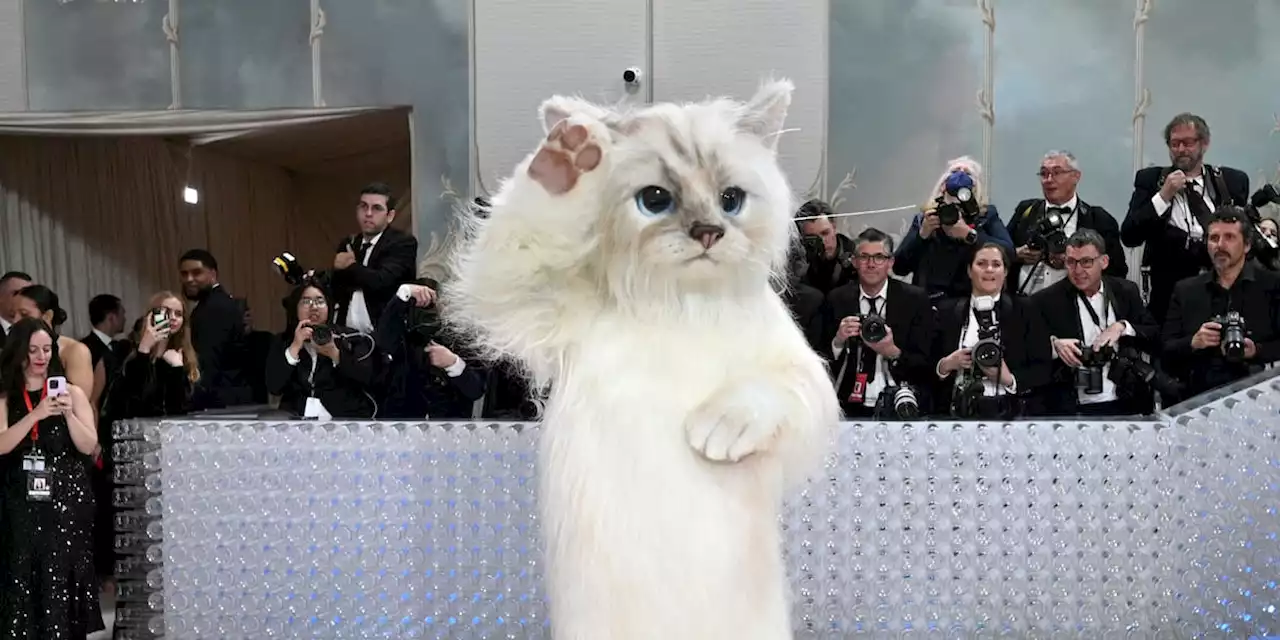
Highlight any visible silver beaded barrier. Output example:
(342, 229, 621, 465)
(111, 372, 1280, 639)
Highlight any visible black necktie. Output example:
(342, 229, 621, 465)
(858, 296, 882, 382)
(1047, 206, 1070, 217)
(356, 239, 372, 265)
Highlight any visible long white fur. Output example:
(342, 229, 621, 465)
(445, 79, 840, 640)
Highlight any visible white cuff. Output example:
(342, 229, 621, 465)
(831, 340, 845, 359)
(284, 347, 301, 366)
(1120, 320, 1136, 337)
(396, 284, 413, 302)
(444, 357, 467, 378)
(935, 360, 950, 380)
(1150, 192, 1171, 215)
(1049, 337, 1059, 360)
(1004, 376, 1018, 394)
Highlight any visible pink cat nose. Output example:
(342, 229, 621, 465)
(689, 223, 725, 250)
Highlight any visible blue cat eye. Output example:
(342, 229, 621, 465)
(634, 186, 675, 216)
(720, 187, 746, 216)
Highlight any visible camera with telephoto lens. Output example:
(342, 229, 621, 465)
(1212, 311, 1247, 362)
(934, 170, 980, 227)
(876, 385, 921, 420)
(1075, 344, 1114, 396)
(1029, 210, 1068, 255)
(951, 374, 986, 419)
(860, 313, 888, 344)
(1108, 345, 1183, 400)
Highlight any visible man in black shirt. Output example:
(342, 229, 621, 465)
(1161, 207, 1280, 398)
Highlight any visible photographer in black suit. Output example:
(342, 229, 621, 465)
(828, 228, 935, 418)
(1161, 207, 1280, 399)
(1007, 151, 1126, 296)
(1121, 113, 1249, 325)
(375, 281, 485, 420)
(1033, 230, 1161, 416)
(330, 183, 419, 334)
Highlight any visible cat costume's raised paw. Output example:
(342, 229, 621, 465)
(686, 385, 784, 463)
(528, 119, 604, 195)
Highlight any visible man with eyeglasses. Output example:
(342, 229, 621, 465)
(1121, 113, 1249, 325)
(1033, 229, 1159, 416)
(1006, 151, 1126, 296)
(828, 228, 935, 418)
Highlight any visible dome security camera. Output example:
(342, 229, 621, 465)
(622, 67, 642, 86)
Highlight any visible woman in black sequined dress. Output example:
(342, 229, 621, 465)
(0, 318, 104, 639)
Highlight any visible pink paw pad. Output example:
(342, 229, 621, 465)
(527, 121, 603, 195)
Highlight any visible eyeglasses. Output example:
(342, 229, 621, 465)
(1037, 169, 1076, 179)
(1064, 257, 1098, 269)
(855, 253, 892, 265)
(299, 297, 328, 308)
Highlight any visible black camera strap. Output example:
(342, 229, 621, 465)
(1074, 285, 1116, 331)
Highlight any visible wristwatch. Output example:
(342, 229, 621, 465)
(964, 228, 978, 245)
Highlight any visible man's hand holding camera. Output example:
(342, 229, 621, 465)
(939, 347, 1014, 386)
(942, 218, 972, 242)
(426, 342, 459, 369)
(835, 316, 901, 359)
(1052, 322, 1127, 368)
(402, 284, 438, 308)
(1190, 320, 1257, 358)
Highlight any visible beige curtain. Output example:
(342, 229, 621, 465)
(0, 135, 336, 337)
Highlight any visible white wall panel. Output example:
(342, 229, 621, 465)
(652, 0, 827, 197)
(0, 0, 24, 110)
(474, 0, 648, 191)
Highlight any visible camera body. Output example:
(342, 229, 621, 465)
(875, 385, 921, 420)
(273, 251, 331, 290)
(1075, 344, 1115, 395)
(1028, 210, 1068, 256)
(970, 297, 1003, 369)
(951, 375, 986, 419)
(1212, 311, 1247, 362)
(309, 324, 333, 347)
(935, 170, 980, 227)
(1108, 344, 1183, 400)
(799, 234, 854, 273)
(860, 314, 888, 344)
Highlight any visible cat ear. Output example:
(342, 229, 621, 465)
(738, 78, 794, 150)
(539, 95, 608, 134)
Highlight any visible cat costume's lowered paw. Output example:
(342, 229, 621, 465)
(686, 381, 788, 463)
(528, 119, 604, 195)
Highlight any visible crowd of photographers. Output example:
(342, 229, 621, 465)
(792, 112, 1280, 422)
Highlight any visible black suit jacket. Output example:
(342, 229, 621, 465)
(1121, 164, 1249, 323)
(929, 294, 1052, 415)
(330, 227, 418, 329)
(781, 281, 829, 355)
(1160, 262, 1280, 399)
(827, 279, 936, 407)
(1031, 276, 1159, 413)
(374, 296, 486, 420)
(189, 285, 252, 409)
(1006, 197, 1127, 291)
(265, 331, 378, 419)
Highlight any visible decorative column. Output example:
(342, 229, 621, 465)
(1132, 0, 1153, 173)
(976, 0, 996, 197)
(310, 0, 327, 107)
(162, 0, 181, 109)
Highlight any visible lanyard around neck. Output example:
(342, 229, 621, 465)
(23, 386, 46, 441)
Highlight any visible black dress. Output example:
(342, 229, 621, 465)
(0, 389, 104, 639)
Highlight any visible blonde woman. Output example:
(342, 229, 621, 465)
(892, 155, 1014, 299)
(105, 291, 199, 419)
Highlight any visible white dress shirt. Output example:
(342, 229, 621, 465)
(832, 281, 890, 407)
(1151, 175, 1215, 240)
(0, 316, 11, 335)
(937, 295, 1018, 397)
(1056, 283, 1136, 405)
(345, 231, 383, 334)
(1019, 194, 1079, 295)
(92, 328, 114, 348)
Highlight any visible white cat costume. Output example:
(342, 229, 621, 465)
(446, 80, 840, 640)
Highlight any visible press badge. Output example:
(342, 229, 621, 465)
(27, 469, 52, 503)
(847, 373, 869, 404)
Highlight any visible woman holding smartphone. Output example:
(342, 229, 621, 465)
(0, 318, 103, 638)
(105, 292, 198, 419)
